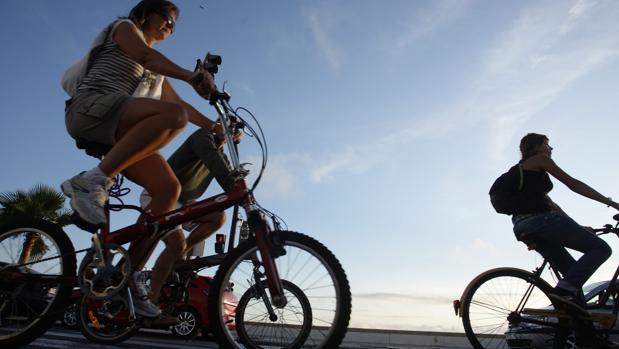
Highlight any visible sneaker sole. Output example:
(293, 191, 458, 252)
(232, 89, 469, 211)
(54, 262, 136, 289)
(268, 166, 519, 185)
(61, 180, 106, 227)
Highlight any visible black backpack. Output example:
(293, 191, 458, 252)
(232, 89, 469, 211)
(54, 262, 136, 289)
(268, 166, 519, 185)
(489, 163, 526, 215)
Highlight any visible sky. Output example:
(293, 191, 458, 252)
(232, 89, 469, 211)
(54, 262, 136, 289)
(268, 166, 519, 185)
(1, 0, 619, 332)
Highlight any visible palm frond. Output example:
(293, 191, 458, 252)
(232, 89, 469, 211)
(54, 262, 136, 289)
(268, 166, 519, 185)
(0, 184, 72, 227)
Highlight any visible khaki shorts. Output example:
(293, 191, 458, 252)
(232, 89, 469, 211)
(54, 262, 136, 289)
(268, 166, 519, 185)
(65, 92, 130, 145)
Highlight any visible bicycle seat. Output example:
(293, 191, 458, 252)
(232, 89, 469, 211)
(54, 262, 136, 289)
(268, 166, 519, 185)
(75, 138, 111, 159)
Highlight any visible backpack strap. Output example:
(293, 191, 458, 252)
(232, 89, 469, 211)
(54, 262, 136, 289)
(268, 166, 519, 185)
(517, 163, 524, 191)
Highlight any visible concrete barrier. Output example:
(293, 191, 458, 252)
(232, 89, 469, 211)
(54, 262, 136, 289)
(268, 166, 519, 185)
(341, 328, 470, 348)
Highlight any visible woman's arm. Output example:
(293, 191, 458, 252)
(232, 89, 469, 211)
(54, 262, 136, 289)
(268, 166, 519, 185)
(161, 79, 219, 130)
(535, 154, 619, 209)
(112, 22, 214, 95)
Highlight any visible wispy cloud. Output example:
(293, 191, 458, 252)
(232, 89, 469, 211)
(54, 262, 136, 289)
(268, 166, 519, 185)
(351, 291, 463, 331)
(246, 153, 308, 199)
(303, 7, 342, 72)
(393, 0, 471, 53)
(476, 0, 619, 163)
(354, 292, 453, 304)
(304, 0, 619, 181)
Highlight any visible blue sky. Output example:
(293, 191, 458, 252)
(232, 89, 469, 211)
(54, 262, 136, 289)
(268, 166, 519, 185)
(1, 0, 619, 332)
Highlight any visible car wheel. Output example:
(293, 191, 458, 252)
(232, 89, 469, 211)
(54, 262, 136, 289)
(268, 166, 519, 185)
(172, 307, 201, 339)
(61, 303, 78, 328)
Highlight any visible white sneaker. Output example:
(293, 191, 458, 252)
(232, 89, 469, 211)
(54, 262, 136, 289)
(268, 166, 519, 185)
(131, 271, 161, 318)
(61, 172, 113, 225)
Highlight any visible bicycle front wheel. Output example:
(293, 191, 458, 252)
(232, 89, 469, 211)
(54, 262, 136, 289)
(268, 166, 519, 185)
(208, 231, 351, 349)
(0, 220, 76, 348)
(235, 279, 312, 349)
(461, 267, 558, 349)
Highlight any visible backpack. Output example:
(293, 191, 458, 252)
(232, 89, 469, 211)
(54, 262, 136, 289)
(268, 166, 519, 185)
(488, 163, 526, 215)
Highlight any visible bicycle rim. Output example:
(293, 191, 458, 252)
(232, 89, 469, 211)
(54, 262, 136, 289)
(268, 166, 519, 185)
(0, 223, 75, 346)
(209, 231, 351, 349)
(462, 268, 557, 349)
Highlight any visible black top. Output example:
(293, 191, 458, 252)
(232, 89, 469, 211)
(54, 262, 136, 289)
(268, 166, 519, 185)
(518, 170, 553, 214)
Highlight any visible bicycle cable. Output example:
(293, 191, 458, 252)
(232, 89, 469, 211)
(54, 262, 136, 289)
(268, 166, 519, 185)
(229, 105, 288, 230)
(233, 106, 267, 193)
(108, 174, 131, 209)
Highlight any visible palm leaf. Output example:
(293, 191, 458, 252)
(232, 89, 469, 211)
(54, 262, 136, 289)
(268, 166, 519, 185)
(0, 184, 71, 263)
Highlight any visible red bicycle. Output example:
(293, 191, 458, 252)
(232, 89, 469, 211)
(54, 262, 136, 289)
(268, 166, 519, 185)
(0, 53, 351, 348)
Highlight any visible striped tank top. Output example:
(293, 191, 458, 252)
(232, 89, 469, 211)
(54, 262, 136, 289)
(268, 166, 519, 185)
(77, 20, 144, 95)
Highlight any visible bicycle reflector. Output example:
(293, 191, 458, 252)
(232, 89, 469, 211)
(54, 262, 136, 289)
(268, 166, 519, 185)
(215, 234, 226, 254)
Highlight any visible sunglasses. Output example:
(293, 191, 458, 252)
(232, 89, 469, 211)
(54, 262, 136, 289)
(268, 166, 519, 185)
(157, 11, 175, 32)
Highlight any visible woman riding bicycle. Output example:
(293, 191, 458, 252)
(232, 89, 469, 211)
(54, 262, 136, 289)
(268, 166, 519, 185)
(61, 0, 222, 318)
(512, 133, 619, 309)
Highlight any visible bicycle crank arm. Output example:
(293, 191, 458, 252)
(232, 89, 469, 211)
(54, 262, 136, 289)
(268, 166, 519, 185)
(125, 288, 136, 321)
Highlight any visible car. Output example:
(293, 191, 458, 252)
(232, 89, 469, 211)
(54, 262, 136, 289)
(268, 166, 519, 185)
(61, 288, 81, 328)
(504, 280, 619, 349)
(164, 273, 224, 339)
(61, 271, 237, 340)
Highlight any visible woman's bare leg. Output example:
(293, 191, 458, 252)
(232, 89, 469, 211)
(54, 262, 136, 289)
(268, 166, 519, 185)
(99, 98, 188, 177)
(149, 229, 186, 302)
(124, 153, 181, 264)
(62, 99, 187, 226)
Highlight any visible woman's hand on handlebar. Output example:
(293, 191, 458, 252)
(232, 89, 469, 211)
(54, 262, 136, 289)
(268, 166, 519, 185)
(187, 71, 215, 99)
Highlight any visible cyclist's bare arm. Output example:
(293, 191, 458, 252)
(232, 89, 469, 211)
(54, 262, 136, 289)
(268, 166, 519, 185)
(527, 154, 619, 209)
(161, 79, 219, 131)
(113, 22, 214, 95)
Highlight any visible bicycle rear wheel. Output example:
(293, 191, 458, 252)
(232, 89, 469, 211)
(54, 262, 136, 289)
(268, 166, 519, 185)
(461, 267, 562, 349)
(0, 220, 76, 347)
(208, 231, 351, 349)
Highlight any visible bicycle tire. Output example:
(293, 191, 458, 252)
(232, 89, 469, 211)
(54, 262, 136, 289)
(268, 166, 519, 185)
(76, 293, 139, 344)
(461, 267, 563, 349)
(208, 231, 351, 349)
(0, 220, 76, 348)
(235, 279, 312, 349)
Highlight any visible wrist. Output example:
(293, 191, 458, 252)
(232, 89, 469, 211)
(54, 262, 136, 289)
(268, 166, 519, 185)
(186, 71, 202, 84)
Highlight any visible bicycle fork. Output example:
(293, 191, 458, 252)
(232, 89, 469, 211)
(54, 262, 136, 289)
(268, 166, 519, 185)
(247, 209, 287, 308)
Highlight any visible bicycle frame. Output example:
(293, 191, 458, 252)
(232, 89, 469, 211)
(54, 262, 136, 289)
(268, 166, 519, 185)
(91, 88, 287, 307)
(509, 224, 619, 330)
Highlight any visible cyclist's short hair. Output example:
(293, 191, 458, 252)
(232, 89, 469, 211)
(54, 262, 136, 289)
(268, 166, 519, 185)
(128, 0, 179, 29)
(520, 133, 548, 160)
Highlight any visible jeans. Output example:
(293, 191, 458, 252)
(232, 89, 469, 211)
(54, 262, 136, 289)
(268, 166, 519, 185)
(513, 211, 612, 293)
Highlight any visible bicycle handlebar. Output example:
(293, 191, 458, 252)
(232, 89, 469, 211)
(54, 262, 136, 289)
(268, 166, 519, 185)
(592, 214, 619, 235)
